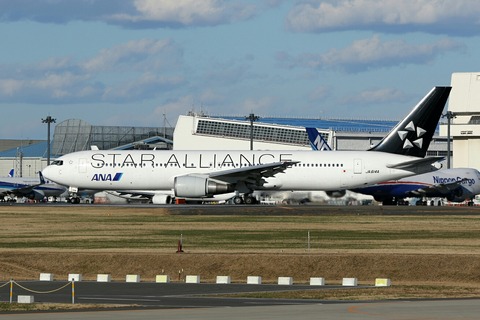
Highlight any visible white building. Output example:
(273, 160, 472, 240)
(173, 114, 333, 151)
(440, 72, 480, 169)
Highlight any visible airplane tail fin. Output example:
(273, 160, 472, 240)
(368, 86, 451, 158)
(39, 171, 46, 184)
(8, 169, 14, 177)
(306, 127, 332, 151)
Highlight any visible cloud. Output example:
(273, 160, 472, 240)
(0, 0, 122, 24)
(0, 38, 185, 104)
(277, 35, 464, 73)
(82, 39, 183, 72)
(308, 85, 330, 102)
(286, 0, 480, 36)
(340, 87, 408, 105)
(0, 0, 258, 28)
(118, 0, 257, 27)
(102, 73, 186, 102)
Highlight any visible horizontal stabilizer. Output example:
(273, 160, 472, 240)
(387, 156, 444, 171)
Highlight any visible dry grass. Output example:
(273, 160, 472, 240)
(231, 284, 480, 300)
(0, 302, 130, 312)
(1, 205, 480, 303)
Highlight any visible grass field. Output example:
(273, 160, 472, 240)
(1, 204, 480, 302)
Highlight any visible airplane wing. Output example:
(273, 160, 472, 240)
(208, 161, 299, 187)
(107, 161, 298, 201)
(4, 172, 46, 197)
(387, 156, 444, 172)
(408, 178, 468, 196)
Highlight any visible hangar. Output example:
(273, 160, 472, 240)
(439, 72, 480, 169)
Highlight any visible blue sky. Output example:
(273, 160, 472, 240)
(0, 0, 479, 139)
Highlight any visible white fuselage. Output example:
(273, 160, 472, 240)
(42, 150, 436, 193)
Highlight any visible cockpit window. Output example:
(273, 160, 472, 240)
(51, 160, 63, 166)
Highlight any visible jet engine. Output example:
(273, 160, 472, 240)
(152, 194, 172, 204)
(27, 190, 46, 201)
(446, 188, 467, 202)
(326, 190, 346, 198)
(174, 176, 234, 198)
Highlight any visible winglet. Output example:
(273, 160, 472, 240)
(369, 86, 451, 157)
(306, 127, 332, 151)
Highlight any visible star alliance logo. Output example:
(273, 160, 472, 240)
(397, 121, 426, 149)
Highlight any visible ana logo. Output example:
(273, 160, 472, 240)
(397, 121, 426, 150)
(91, 173, 123, 182)
(313, 136, 330, 151)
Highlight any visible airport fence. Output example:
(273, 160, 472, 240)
(0, 279, 75, 304)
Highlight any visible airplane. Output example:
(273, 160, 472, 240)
(351, 168, 480, 205)
(0, 171, 68, 202)
(305, 127, 480, 205)
(42, 86, 451, 205)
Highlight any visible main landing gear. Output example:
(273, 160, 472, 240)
(232, 194, 258, 205)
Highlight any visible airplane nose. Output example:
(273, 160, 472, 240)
(42, 165, 57, 182)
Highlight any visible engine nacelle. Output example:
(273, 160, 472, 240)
(326, 190, 346, 198)
(174, 176, 234, 198)
(446, 188, 468, 202)
(152, 194, 172, 204)
(27, 190, 46, 201)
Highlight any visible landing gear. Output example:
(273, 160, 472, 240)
(233, 196, 243, 205)
(381, 197, 396, 206)
(244, 195, 257, 204)
(70, 196, 81, 204)
(380, 197, 409, 206)
(232, 194, 258, 205)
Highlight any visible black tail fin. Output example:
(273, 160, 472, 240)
(368, 86, 451, 158)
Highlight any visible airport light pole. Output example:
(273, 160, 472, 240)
(246, 113, 259, 150)
(442, 111, 456, 169)
(42, 116, 56, 165)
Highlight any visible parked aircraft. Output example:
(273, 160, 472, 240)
(306, 127, 332, 151)
(0, 171, 67, 202)
(352, 168, 480, 205)
(42, 87, 451, 204)
(306, 127, 480, 205)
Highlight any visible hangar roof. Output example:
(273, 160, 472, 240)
(0, 141, 48, 158)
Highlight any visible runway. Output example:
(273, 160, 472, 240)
(2, 298, 480, 319)
(1, 281, 341, 307)
(5, 201, 480, 216)
(3, 281, 480, 319)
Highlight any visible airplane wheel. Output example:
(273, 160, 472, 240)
(70, 197, 81, 204)
(233, 196, 243, 205)
(244, 196, 256, 205)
